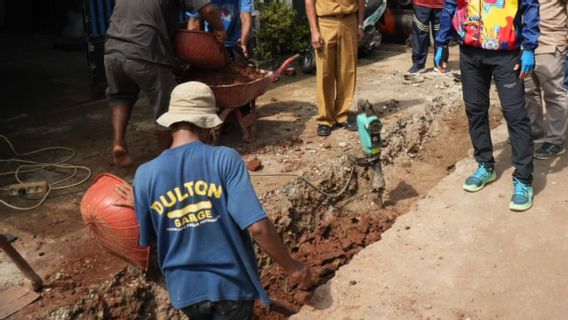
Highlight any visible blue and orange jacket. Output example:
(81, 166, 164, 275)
(435, 0, 540, 51)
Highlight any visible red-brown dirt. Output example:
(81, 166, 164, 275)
(180, 61, 266, 86)
(255, 212, 395, 319)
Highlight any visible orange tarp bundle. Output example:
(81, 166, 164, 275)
(80, 174, 149, 270)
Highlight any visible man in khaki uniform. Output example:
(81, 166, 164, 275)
(306, 0, 365, 136)
(524, 0, 568, 159)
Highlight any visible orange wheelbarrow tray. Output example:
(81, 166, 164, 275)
(209, 69, 273, 109)
(207, 69, 273, 143)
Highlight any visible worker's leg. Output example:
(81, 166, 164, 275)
(181, 300, 254, 320)
(564, 52, 568, 89)
(104, 53, 139, 167)
(212, 300, 254, 320)
(523, 61, 545, 139)
(460, 46, 495, 168)
(431, 8, 448, 67)
(490, 50, 533, 184)
(315, 17, 339, 128)
(182, 301, 213, 320)
(128, 59, 177, 150)
(537, 51, 568, 146)
(110, 104, 134, 167)
(410, 4, 431, 71)
(334, 13, 358, 124)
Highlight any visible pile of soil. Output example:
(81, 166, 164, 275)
(180, 61, 266, 86)
(45, 267, 186, 320)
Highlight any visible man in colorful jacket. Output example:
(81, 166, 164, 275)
(435, 0, 540, 211)
(408, 0, 449, 73)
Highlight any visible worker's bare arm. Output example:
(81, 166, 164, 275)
(358, 0, 365, 39)
(248, 218, 314, 290)
(305, 0, 322, 49)
(239, 12, 252, 57)
(198, 4, 227, 43)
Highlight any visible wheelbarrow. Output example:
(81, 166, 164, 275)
(205, 54, 300, 145)
(174, 30, 301, 143)
(207, 69, 272, 144)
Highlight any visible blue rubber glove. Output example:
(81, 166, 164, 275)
(434, 47, 444, 68)
(519, 50, 535, 79)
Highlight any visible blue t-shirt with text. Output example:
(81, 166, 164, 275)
(133, 141, 269, 308)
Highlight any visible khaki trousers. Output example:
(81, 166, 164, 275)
(315, 14, 358, 127)
(525, 50, 568, 145)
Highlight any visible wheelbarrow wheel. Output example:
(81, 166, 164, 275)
(302, 47, 316, 74)
(241, 124, 257, 143)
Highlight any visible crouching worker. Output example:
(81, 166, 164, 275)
(115, 81, 313, 319)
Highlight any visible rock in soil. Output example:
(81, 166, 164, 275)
(247, 158, 263, 171)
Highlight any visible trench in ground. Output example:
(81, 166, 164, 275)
(6, 73, 503, 320)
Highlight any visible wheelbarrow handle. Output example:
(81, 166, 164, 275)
(272, 54, 301, 82)
(0, 235, 43, 290)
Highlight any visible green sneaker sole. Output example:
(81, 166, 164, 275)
(509, 199, 533, 211)
(463, 171, 497, 192)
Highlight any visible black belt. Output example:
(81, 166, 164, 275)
(318, 12, 356, 19)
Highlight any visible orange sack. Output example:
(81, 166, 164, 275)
(80, 174, 149, 270)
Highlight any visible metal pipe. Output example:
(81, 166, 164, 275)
(0, 235, 43, 290)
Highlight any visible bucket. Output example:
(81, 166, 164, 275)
(80, 174, 149, 270)
(175, 29, 227, 69)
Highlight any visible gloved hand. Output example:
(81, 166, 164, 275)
(518, 50, 535, 79)
(434, 46, 444, 68)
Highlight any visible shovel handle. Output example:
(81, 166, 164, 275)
(0, 235, 43, 290)
(270, 299, 300, 316)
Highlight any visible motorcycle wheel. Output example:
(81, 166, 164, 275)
(359, 28, 382, 57)
(302, 47, 316, 74)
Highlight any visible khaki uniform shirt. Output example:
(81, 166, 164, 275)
(536, 0, 568, 54)
(315, 0, 358, 17)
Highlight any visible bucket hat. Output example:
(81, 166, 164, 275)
(157, 81, 222, 128)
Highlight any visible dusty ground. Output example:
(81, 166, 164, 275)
(0, 37, 507, 320)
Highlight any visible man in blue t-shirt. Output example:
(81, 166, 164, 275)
(186, 0, 252, 58)
(115, 81, 312, 319)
